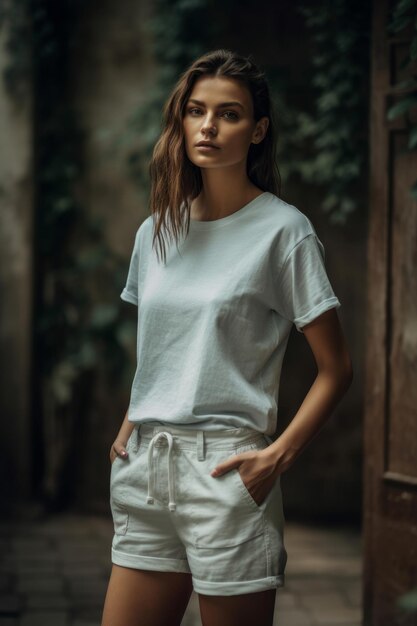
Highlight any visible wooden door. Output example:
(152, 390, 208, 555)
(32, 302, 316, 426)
(363, 1, 417, 624)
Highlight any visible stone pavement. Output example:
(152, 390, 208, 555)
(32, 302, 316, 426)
(0, 510, 362, 626)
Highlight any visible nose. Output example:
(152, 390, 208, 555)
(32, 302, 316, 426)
(201, 114, 217, 136)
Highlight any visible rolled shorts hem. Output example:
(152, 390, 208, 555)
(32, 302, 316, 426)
(112, 547, 191, 574)
(192, 574, 285, 596)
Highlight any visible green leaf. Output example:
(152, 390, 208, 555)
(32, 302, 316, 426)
(392, 77, 417, 90)
(340, 197, 356, 214)
(411, 35, 417, 60)
(394, 0, 416, 16)
(74, 342, 97, 368)
(322, 194, 339, 212)
(387, 15, 412, 34)
(408, 126, 417, 149)
(397, 588, 417, 612)
(90, 304, 119, 329)
(387, 94, 417, 120)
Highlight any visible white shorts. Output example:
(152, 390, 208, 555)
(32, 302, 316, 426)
(110, 423, 287, 596)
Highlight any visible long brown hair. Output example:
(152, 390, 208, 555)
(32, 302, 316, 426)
(148, 48, 281, 263)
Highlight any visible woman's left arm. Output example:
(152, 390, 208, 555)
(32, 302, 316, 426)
(210, 307, 353, 505)
(265, 307, 353, 474)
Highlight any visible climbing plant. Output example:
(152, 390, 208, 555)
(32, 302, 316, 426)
(283, 0, 372, 224)
(0, 0, 31, 99)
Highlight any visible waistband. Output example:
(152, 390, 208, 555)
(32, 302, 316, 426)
(134, 423, 273, 513)
(135, 423, 272, 450)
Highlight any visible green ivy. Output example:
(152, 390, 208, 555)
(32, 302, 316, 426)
(386, 0, 417, 200)
(0, 0, 31, 99)
(397, 587, 417, 615)
(281, 0, 372, 224)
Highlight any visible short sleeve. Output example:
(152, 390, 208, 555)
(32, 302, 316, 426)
(274, 233, 341, 333)
(120, 228, 140, 306)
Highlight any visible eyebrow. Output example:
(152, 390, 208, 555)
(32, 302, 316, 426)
(188, 98, 245, 110)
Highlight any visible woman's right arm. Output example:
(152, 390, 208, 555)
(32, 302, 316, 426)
(110, 409, 135, 463)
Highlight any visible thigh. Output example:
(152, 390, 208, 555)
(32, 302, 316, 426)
(198, 588, 276, 626)
(101, 564, 193, 626)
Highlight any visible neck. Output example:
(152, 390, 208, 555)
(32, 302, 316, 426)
(191, 165, 262, 221)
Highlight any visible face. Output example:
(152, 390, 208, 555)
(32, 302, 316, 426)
(182, 75, 269, 170)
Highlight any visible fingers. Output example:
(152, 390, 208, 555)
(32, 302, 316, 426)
(210, 455, 243, 477)
(110, 441, 129, 464)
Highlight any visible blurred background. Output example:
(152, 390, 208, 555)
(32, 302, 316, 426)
(0, 0, 416, 624)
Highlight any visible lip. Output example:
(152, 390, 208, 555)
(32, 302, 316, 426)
(195, 141, 220, 149)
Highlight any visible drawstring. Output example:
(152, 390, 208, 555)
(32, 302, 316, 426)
(146, 431, 176, 512)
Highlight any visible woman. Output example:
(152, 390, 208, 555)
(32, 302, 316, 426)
(101, 49, 353, 626)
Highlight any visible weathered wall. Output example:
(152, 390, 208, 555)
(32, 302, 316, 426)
(0, 21, 34, 513)
(68, 0, 156, 511)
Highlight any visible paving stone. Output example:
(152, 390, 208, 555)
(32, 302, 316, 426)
(0, 514, 364, 626)
(274, 590, 298, 609)
(11, 539, 50, 552)
(72, 608, 103, 623)
(66, 580, 107, 595)
(285, 575, 345, 593)
(308, 604, 362, 625)
(0, 594, 21, 615)
(56, 553, 103, 565)
(181, 592, 201, 626)
(19, 611, 69, 626)
(273, 608, 313, 626)
(14, 563, 57, 575)
(0, 544, 11, 558)
(4, 554, 58, 567)
(0, 576, 11, 594)
(343, 581, 362, 607)
(24, 594, 71, 611)
(60, 565, 106, 578)
(69, 593, 106, 610)
(299, 591, 352, 610)
(16, 576, 64, 593)
(287, 556, 362, 576)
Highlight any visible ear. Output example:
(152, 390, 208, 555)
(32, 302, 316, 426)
(252, 116, 269, 145)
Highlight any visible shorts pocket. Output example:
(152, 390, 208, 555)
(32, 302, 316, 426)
(110, 501, 129, 535)
(109, 434, 136, 536)
(231, 466, 276, 513)
(194, 503, 265, 549)
(231, 438, 276, 513)
(109, 430, 137, 510)
(189, 442, 267, 549)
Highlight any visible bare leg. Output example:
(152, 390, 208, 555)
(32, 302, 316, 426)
(101, 564, 193, 626)
(198, 588, 276, 626)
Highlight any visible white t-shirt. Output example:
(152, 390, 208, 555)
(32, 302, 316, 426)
(120, 191, 341, 436)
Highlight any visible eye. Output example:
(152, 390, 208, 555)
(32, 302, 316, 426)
(186, 107, 239, 120)
(222, 111, 239, 120)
